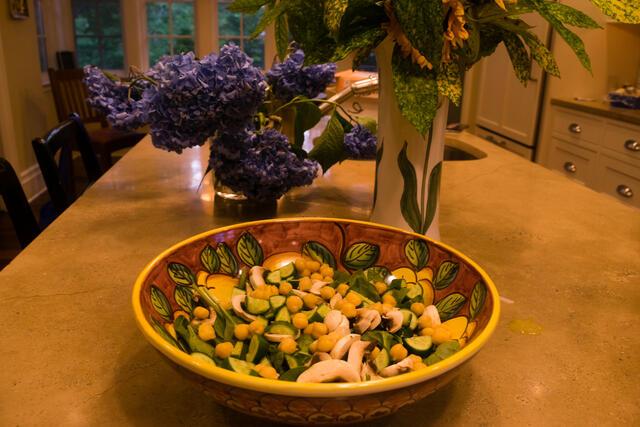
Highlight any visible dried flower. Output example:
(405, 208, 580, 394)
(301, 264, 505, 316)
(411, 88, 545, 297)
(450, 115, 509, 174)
(344, 125, 377, 159)
(267, 49, 336, 102)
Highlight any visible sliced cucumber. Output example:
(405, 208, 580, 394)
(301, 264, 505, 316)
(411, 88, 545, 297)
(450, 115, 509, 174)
(297, 334, 314, 353)
(246, 296, 270, 315)
(275, 306, 291, 323)
(266, 321, 297, 336)
(278, 263, 296, 280)
(316, 303, 330, 319)
(406, 282, 423, 300)
(191, 352, 217, 365)
(305, 306, 321, 322)
(246, 334, 269, 363)
(400, 309, 418, 330)
(404, 335, 433, 356)
(384, 288, 408, 304)
(280, 366, 307, 381)
(232, 287, 247, 297)
(223, 357, 255, 375)
(373, 348, 390, 372)
(284, 354, 299, 369)
(266, 270, 281, 284)
(269, 295, 286, 310)
(258, 356, 273, 368)
(231, 341, 245, 358)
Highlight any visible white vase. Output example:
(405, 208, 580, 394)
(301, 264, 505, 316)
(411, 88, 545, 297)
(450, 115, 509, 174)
(370, 38, 449, 241)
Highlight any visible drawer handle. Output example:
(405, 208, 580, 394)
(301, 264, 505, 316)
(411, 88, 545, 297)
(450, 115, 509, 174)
(564, 162, 577, 173)
(568, 123, 582, 134)
(624, 139, 640, 152)
(616, 185, 633, 198)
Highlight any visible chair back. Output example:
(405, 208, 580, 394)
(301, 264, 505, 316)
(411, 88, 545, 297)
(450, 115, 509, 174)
(31, 113, 103, 214)
(0, 158, 39, 248)
(48, 68, 105, 125)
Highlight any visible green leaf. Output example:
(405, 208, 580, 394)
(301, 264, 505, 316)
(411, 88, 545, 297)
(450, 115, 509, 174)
(365, 266, 390, 282)
(250, 1, 287, 39)
(470, 282, 487, 321)
(372, 140, 383, 211)
(228, 0, 269, 13)
(331, 27, 387, 62)
(349, 273, 381, 302)
(174, 316, 216, 358)
(168, 262, 196, 286)
(343, 242, 380, 270)
(425, 340, 460, 365)
(433, 260, 459, 290)
(294, 101, 322, 149)
(286, 0, 337, 63)
(302, 241, 336, 268)
(404, 239, 429, 271)
(545, 2, 602, 28)
(150, 285, 172, 321)
(308, 113, 346, 173)
(437, 62, 462, 106)
(275, 13, 289, 61)
(397, 141, 422, 233)
(422, 161, 442, 234)
(174, 285, 195, 313)
(325, 0, 348, 34)
(503, 32, 531, 84)
(151, 318, 187, 352)
(236, 232, 264, 267)
(435, 293, 467, 321)
(392, 46, 439, 135)
(521, 32, 560, 77)
(393, 0, 443, 65)
(589, 0, 640, 23)
(200, 245, 220, 274)
(216, 243, 238, 276)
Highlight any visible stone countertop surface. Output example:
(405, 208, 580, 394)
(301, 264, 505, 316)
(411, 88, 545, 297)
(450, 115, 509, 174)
(551, 97, 640, 126)
(1, 132, 638, 426)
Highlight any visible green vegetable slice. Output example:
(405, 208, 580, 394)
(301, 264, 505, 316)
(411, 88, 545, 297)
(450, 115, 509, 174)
(404, 335, 433, 356)
(269, 295, 286, 311)
(246, 334, 269, 363)
(373, 348, 390, 372)
(266, 270, 281, 284)
(278, 263, 296, 280)
(266, 321, 297, 336)
(280, 367, 307, 381)
(223, 357, 256, 375)
(425, 340, 460, 365)
(246, 296, 270, 315)
(275, 306, 291, 323)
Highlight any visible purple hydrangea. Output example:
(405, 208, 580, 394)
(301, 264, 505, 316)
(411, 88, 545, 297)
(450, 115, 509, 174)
(344, 124, 377, 159)
(267, 49, 336, 102)
(83, 65, 148, 129)
(210, 129, 319, 201)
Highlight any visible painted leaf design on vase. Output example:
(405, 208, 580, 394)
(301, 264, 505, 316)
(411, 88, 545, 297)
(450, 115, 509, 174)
(398, 141, 422, 233)
(215, 243, 238, 276)
(372, 140, 383, 211)
(343, 242, 380, 270)
(404, 239, 429, 271)
(168, 262, 196, 286)
(469, 281, 487, 321)
(150, 285, 172, 321)
(423, 161, 442, 234)
(236, 232, 264, 267)
(174, 285, 195, 313)
(434, 260, 459, 290)
(435, 292, 467, 321)
(302, 241, 336, 268)
(200, 245, 220, 274)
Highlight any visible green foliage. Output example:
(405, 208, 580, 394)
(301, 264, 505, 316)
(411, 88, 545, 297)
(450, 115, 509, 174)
(545, 2, 602, 29)
(286, 0, 336, 64)
(521, 32, 560, 77)
(392, 46, 439, 136)
(325, 0, 349, 34)
(503, 32, 531, 84)
(393, 0, 443, 65)
(250, 1, 287, 39)
(294, 101, 322, 150)
(228, 0, 270, 14)
(308, 113, 347, 173)
(437, 62, 462, 106)
(589, 0, 640, 24)
(274, 13, 289, 60)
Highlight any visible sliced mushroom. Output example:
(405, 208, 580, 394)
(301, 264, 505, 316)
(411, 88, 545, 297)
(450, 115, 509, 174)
(309, 280, 329, 295)
(324, 310, 343, 331)
(231, 294, 257, 322)
(309, 351, 332, 365)
(291, 289, 308, 298)
(422, 305, 441, 326)
(383, 309, 404, 333)
(347, 340, 372, 372)
(329, 334, 360, 360)
(296, 360, 361, 383)
(334, 316, 351, 338)
(354, 309, 382, 333)
(264, 331, 300, 343)
(329, 293, 343, 309)
(379, 356, 416, 377)
(249, 266, 266, 289)
(361, 361, 382, 381)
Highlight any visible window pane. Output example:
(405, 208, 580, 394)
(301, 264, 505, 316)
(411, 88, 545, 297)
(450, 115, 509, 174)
(218, 4, 240, 36)
(243, 9, 263, 37)
(72, 0, 97, 36)
(174, 38, 194, 54)
(76, 36, 100, 66)
(149, 38, 170, 64)
(172, 2, 194, 36)
(147, 2, 169, 35)
(102, 37, 124, 69)
(244, 39, 264, 68)
(100, 1, 122, 37)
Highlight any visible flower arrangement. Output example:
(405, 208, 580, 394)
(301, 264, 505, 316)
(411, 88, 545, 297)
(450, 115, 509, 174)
(229, 0, 639, 135)
(84, 44, 377, 201)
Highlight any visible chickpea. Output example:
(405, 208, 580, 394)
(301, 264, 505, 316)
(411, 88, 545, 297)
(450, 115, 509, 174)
(310, 272, 323, 281)
(418, 315, 433, 329)
(257, 365, 278, 379)
(294, 258, 307, 273)
(319, 265, 334, 278)
(198, 323, 216, 341)
(193, 306, 210, 320)
(374, 281, 387, 295)
(319, 286, 336, 300)
(234, 324, 251, 341)
(390, 344, 408, 362)
(340, 302, 357, 319)
(411, 302, 426, 316)
(345, 292, 362, 307)
(292, 312, 309, 329)
(301, 268, 312, 277)
(286, 295, 303, 313)
(303, 294, 320, 309)
(249, 320, 265, 335)
(317, 335, 336, 352)
(279, 281, 292, 295)
(432, 326, 451, 345)
(311, 322, 328, 339)
(278, 337, 297, 354)
(322, 276, 334, 283)
(420, 327, 435, 336)
(382, 293, 397, 306)
(336, 283, 350, 296)
(298, 277, 312, 292)
(215, 342, 234, 359)
(306, 260, 321, 272)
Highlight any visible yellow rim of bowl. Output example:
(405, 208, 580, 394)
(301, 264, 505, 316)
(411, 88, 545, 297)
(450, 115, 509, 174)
(132, 217, 501, 398)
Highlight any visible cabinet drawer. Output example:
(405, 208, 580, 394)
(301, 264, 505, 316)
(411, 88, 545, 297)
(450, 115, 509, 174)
(602, 121, 640, 162)
(553, 108, 604, 145)
(548, 139, 596, 184)
(596, 155, 640, 208)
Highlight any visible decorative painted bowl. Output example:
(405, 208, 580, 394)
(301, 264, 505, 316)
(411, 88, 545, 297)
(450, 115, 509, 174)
(132, 218, 500, 424)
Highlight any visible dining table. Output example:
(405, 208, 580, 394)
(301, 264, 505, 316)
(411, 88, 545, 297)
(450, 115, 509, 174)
(1, 131, 638, 426)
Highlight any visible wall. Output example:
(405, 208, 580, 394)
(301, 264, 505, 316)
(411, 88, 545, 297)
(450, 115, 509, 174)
(0, 0, 58, 200)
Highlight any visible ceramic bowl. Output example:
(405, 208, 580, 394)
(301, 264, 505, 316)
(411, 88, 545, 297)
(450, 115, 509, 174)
(132, 218, 500, 424)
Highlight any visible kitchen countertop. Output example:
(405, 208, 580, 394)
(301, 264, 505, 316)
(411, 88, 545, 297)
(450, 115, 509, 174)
(551, 97, 640, 126)
(1, 132, 638, 426)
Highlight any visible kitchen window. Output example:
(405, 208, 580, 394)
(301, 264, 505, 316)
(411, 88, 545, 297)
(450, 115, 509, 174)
(216, 0, 265, 68)
(72, 0, 125, 70)
(34, 0, 48, 73)
(146, 0, 195, 65)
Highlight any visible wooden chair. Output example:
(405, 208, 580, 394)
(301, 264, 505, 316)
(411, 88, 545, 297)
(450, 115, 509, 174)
(0, 158, 40, 248)
(48, 68, 144, 170)
(31, 113, 103, 216)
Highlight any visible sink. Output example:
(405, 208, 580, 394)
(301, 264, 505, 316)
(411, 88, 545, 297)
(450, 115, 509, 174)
(444, 137, 487, 161)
